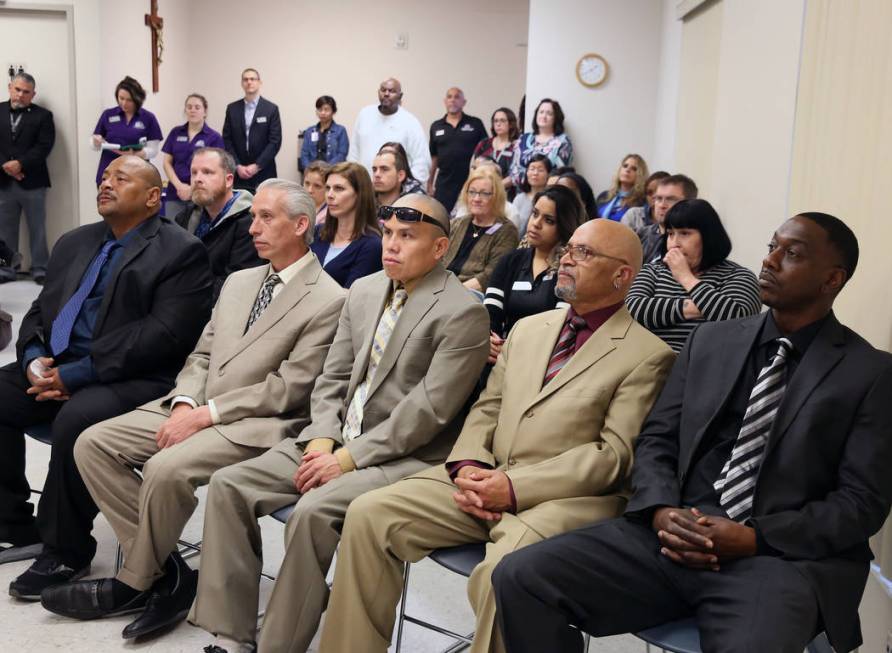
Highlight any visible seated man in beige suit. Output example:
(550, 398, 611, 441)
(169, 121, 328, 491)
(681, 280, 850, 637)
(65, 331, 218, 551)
(318, 219, 676, 653)
(189, 193, 491, 653)
(39, 180, 346, 640)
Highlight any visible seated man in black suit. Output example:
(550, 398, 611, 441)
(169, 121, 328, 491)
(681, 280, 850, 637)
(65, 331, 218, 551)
(493, 213, 892, 653)
(0, 155, 213, 599)
(173, 147, 262, 298)
(222, 68, 281, 192)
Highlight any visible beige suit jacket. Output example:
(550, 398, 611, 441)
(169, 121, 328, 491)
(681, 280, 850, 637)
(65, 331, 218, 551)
(141, 254, 346, 449)
(417, 306, 675, 539)
(296, 265, 490, 479)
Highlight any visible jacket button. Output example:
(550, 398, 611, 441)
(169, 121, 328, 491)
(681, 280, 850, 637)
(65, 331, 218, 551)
(218, 368, 225, 376)
(525, 410, 534, 418)
(508, 458, 517, 466)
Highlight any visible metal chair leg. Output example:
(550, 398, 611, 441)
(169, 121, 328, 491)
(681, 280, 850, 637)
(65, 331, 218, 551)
(395, 561, 412, 652)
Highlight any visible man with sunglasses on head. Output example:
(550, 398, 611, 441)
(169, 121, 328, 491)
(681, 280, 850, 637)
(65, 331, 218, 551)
(317, 219, 675, 653)
(189, 194, 490, 653)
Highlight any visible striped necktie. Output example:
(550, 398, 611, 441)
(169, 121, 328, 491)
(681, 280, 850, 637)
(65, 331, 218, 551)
(543, 315, 588, 385)
(50, 240, 119, 356)
(342, 288, 409, 441)
(714, 337, 794, 522)
(245, 274, 282, 331)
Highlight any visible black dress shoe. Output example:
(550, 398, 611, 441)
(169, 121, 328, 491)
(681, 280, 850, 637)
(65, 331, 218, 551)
(41, 577, 150, 619)
(121, 552, 197, 639)
(9, 550, 89, 601)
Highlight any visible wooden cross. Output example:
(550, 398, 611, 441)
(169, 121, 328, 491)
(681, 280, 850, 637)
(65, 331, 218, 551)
(144, 0, 164, 93)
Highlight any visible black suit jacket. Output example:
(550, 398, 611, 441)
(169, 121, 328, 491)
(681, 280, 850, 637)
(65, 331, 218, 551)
(16, 214, 214, 392)
(221, 96, 281, 186)
(626, 312, 892, 653)
(0, 100, 55, 190)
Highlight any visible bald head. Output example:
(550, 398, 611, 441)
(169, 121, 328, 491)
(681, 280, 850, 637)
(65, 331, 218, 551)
(97, 155, 163, 227)
(393, 193, 451, 236)
(555, 220, 642, 311)
(378, 78, 403, 112)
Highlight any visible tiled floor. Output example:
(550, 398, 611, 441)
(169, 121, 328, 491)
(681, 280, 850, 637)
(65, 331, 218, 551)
(0, 279, 644, 652)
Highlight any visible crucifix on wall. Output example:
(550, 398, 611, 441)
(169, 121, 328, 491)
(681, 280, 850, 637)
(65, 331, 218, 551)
(145, 0, 164, 93)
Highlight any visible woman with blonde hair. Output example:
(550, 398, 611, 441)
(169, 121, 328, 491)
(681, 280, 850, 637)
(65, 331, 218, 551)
(444, 165, 519, 293)
(596, 153, 649, 221)
(310, 161, 382, 288)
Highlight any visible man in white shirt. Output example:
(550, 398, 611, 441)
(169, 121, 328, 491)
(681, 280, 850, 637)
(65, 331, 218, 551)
(348, 78, 431, 185)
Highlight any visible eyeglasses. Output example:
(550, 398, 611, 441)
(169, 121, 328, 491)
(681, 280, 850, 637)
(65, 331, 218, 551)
(467, 190, 494, 199)
(377, 206, 448, 234)
(557, 245, 629, 265)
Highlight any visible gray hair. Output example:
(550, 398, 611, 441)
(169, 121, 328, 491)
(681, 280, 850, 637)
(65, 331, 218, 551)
(256, 178, 316, 246)
(193, 147, 236, 176)
(12, 72, 36, 88)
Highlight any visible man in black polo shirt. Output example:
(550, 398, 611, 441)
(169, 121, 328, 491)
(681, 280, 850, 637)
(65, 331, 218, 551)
(428, 87, 486, 213)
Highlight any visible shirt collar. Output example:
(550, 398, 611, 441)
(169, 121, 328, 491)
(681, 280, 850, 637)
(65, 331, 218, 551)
(760, 310, 829, 357)
(567, 301, 624, 333)
(268, 249, 314, 285)
(203, 191, 240, 224)
(244, 98, 259, 109)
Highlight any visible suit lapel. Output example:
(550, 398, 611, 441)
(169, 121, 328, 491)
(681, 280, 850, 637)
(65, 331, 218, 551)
(679, 315, 765, 476)
(764, 314, 846, 458)
(364, 267, 445, 401)
(228, 258, 321, 362)
(93, 217, 159, 334)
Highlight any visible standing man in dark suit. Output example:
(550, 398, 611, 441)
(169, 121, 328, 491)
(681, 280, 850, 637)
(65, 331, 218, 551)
(0, 155, 213, 600)
(0, 72, 55, 284)
(493, 213, 892, 653)
(222, 68, 281, 192)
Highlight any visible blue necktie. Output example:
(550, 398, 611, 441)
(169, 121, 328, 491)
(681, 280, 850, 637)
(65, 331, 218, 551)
(50, 240, 119, 356)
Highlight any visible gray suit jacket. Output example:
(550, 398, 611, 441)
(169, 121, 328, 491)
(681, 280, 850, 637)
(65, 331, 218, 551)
(296, 265, 490, 480)
(141, 254, 346, 448)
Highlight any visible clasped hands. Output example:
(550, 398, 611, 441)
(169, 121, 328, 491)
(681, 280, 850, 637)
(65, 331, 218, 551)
(236, 164, 259, 180)
(294, 450, 343, 494)
(452, 466, 512, 521)
(26, 357, 69, 402)
(2, 159, 24, 181)
(652, 506, 757, 571)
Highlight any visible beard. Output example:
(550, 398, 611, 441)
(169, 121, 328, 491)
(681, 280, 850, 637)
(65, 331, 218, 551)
(192, 185, 225, 207)
(555, 280, 576, 301)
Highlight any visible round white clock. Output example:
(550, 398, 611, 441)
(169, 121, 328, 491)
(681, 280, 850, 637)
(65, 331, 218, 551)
(576, 53, 609, 88)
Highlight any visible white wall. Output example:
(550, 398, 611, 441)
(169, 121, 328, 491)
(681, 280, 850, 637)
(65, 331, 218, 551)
(182, 0, 529, 183)
(651, 0, 683, 172)
(525, 0, 665, 194)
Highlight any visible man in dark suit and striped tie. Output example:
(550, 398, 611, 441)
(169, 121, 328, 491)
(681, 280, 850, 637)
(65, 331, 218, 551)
(0, 155, 212, 599)
(493, 213, 892, 653)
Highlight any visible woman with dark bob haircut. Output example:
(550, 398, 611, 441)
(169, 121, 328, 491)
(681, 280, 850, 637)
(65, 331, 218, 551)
(626, 198, 760, 352)
(299, 94, 349, 171)
(484, 184, 584, 362)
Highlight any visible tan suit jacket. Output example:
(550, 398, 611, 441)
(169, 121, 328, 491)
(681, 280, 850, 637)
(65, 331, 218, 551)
(141, 254, 346, 448)
(297, 264, 490, 478)
(418, 306, 676, 539)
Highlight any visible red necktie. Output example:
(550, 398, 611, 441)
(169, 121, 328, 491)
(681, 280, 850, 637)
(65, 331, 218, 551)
(543, 316, 588, 385)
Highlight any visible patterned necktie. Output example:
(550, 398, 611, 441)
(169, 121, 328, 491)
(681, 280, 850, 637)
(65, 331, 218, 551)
(543, 315, 588, 385)
(342, 288, 409, 441)
(194, 211, 214, 240)
(714, 337, 794, 522)
(50, 240, 119, 356)
(245, 274, 282, 331)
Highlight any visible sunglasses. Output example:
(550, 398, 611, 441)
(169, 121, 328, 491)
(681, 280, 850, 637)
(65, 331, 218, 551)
(377, 206, 448, 234)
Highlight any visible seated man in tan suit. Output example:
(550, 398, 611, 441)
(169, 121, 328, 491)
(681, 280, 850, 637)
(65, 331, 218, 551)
(318, 219, 676, 653)
(189, 194, 491, 653)
(39, 180, 346, 639)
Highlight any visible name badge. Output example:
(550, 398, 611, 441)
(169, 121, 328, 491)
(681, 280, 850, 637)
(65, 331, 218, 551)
(134, 120, 145, 130)
(257, 116, 267, 123)
(195, 140, 205, 147)
(435, 129, 445, 137)
(461, 124, 475, 132)
(310, 132, 319, 142)
(176, 136, 189, 142)
(108, 115, 121, 123)
(512, 280, 533, 291)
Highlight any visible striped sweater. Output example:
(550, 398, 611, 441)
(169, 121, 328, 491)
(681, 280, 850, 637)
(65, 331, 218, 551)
(626, 259, 761, 352)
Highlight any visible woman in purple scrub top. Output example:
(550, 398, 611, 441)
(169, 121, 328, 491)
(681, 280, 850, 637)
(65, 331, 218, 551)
(91, 76, 163, 185)
(161, 93, 225, 218)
